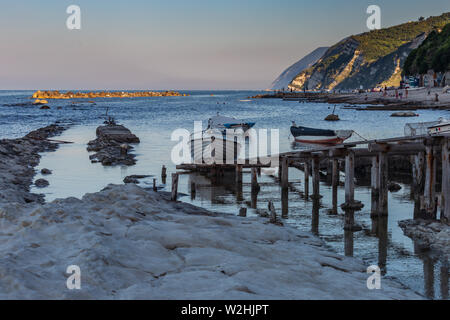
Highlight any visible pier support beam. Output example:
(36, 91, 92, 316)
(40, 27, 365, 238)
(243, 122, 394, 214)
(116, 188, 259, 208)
(171, 173, 179, 201)
(235, 164, 243, 185)
(343, 151, 355, 230)
(442, 139, 450, 223)
(411, 152, 425, 197)
(378, 152, 388, 217)
(331, 159, 339, 215)
(281, 156, 289, 189)
(161, 165, 167, 184)
(312, 156, 320, 200)
(423, 145, 437, 219)
(371, 155, 380, 219)
(304, 161, 310, 199)
(251, 167, 260, 192)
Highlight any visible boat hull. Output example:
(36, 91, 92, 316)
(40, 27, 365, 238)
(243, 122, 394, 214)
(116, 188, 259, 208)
(190, 136, 241, 164)
(291, 126, 353, 146)
(294, 136, 345, 145)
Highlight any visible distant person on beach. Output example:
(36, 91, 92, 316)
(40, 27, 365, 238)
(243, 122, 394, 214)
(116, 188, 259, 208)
(405, 89, 408, 99)
(395, 89, 399, 99)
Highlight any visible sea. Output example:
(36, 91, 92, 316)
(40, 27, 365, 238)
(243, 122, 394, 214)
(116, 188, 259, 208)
(0, 90, 449, 299)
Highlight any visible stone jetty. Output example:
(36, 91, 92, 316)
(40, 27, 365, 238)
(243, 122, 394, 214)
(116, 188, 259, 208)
(31, 90, 187, 100)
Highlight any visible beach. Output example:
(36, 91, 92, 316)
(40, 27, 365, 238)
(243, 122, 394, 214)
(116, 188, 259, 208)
(256, 87, 450, 110)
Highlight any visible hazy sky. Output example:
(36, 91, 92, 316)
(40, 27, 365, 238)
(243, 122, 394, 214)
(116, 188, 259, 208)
(1, 0, 449, 90)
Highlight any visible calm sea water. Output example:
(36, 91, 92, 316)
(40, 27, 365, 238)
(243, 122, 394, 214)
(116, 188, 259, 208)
(1, 90, 449, 299)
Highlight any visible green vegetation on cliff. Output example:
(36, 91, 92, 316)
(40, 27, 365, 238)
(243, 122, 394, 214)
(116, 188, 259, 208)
(288, 13, 450, 90)
(403, 22, 450, 75)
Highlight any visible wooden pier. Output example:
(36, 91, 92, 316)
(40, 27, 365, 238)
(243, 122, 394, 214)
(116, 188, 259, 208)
(175, 133, 450, 226)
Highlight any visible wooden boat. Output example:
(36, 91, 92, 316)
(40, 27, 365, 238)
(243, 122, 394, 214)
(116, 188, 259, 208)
(428, 119, 450, 135)
(208, 114, 255, 134)
(189, 129, 242, 164)
(291, 123, 353, 145)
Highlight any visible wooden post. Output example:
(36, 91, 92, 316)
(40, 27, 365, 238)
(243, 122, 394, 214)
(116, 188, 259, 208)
(378, 216, 388, 275)
(239, 208, 247, 217)
(423, 257, 435, 299)
(345, 150, 355, 204)
(378, 152, 388, 217)
(441, 264, 449, 300)
(326, 159, 333, 185)
(344, 230, 354, 257)
(281, 187, 289, 219)
(190, 181, 196, 200)
(251, 167, 259, 192)
(304, 161, 310, 199)
(371, 155, 380, 218)
(442, 139, 449, 223)
(281, 157, 289, 189)
(411, 152, 425, 198)
(161, 165, 167, 184)
(312, 156, 320, 200)
(171, 173, 179, 201)
(153, 178, 157, 192)
(236, 164, 243, 202)
(331, 158, 339, 215)
(268, 201, 277, 224)
(235, 164, 243, 185)
(424, 145, 437, 219)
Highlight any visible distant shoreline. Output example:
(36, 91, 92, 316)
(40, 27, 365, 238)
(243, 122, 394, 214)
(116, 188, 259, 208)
(254, 87, 450, 111)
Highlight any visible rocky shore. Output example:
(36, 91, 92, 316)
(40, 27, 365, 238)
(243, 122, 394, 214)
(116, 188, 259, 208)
(32, 90, 187, 100)
(87, 124, 140, 166)
(0, 124, 68, 205)
(0, 182, 422, 299)
(0, 125, 424, 300)
(399, 219, 450, 260)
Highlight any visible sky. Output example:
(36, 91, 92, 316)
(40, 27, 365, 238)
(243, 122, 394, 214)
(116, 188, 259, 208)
(0, 0, 449, 90)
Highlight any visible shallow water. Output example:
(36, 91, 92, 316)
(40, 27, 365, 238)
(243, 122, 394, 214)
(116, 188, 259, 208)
(1, 90, 449, 299)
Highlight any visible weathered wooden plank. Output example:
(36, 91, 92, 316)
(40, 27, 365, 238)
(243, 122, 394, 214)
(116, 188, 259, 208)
(239, 208, 247, 217)
(171, 173, 179, 201)
(281, 156, 289, 189)
(251, 167, 259, 191)
(371, 155, 380, 218)
(268, 201, 277, 224)
(304, 161, 310, 199)
(424, 145, 437, 219)
(378, 152, 388, 217)
(312, 156, 320, 199)
(345, 151, 355, 204)
(331, 159, 339, 215)
(442, 139, 449, 223)
(411, 152, 425, 196)
(235, 164, 243, 185)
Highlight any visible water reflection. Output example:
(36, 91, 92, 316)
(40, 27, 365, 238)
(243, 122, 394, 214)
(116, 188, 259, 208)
(182, 168, 449, 299)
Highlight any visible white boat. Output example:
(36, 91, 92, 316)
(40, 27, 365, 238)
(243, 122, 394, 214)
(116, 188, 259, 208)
(405, 118, 450, 136)
(207, 113, 256, 134)
(189, 129, 242, 164)
(428, 118, 450, 135)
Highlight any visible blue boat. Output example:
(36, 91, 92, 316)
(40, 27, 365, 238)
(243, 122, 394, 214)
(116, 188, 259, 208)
(291, 122, 353, 145)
